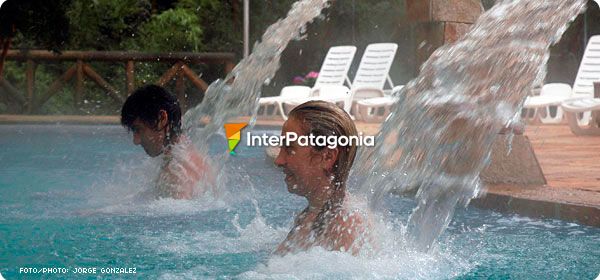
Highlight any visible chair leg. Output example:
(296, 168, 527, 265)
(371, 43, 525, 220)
(540, 105, 564, 124)
(556, 107, 564, 123)
(360, 105, 386, 123)
(576, 111, 592, 126)
(351, 103, 360, 121)
(565, 111, 600, 135)
(357, 104, 373, 122)
(521, 108, 538, 123)
(277, 102, 288, 121)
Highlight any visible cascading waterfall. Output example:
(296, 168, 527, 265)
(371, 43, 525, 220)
(354, 0, 586, 252)
(181, 0, 586, 254)
(179, 0, 330, 197)
(182, 0, 330, 141)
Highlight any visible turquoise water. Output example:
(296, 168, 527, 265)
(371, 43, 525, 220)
(1, 125, 599, 279)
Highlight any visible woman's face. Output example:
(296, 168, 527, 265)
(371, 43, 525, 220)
(274, 118, 334, 198)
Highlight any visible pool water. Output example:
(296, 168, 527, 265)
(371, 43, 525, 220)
(1, 125, 599, 279)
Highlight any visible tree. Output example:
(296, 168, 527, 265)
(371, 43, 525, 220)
(0, 0, 71, 76)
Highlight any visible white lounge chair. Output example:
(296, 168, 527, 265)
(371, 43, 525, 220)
(355, 85, 404, 123)
(524, 35, 600, 126)
(558, 35, 600, 134)
(523, 83, 571, 124)
(257, 45, 356, 119)
(561, 97, 600, 135)
(282, 43, 398, 119)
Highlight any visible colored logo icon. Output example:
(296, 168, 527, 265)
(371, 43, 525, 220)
(224, 123, 247, 155)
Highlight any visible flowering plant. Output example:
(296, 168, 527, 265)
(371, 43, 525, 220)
(292, 71, 319, 87)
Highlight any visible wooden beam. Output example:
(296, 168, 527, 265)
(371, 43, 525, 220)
(34, 64, 76, 111)
(126, 60, 135, 95)
(5, 50, 236, 64)
(225, 61, 235, 74)
(180, 64, 208, 91)
(25, 59, 36, 113)
(0, 78, 25, 105)
(157, 62, 183, 87)
(0, 50, 238, 114)
(82, 63, 124, 103)
(175, 71, 186, 112)
(75, 60, 84, 106)
(0, 37, 11, 77)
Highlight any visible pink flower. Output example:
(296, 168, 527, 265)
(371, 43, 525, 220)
(305, 71, 319, 79)
(292, 76, 305, 85)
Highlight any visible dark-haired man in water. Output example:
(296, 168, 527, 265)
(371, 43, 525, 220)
(121, 84, 215, 199)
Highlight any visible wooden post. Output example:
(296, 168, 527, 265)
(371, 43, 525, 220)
(82, 63, 124, 103)
(25, 59, 36, 113)
(225, 60, 235, 74)
(126, 60, 135, 95)
(224, 60, 235, 85)
(175, 63, 186, 112)
(75, 60, 84, 106)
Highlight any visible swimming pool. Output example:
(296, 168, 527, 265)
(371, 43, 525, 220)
(1, 125, 599, 279)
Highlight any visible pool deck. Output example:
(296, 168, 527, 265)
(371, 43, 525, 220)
(1, 114, 599, 226)
(475, 124, 600, 227)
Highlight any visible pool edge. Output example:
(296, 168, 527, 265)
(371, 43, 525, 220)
(472, 186, 600, 227)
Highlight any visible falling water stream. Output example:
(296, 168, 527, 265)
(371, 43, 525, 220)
(182, 0, 329, 138)
(355, 0, 586, 251)
(180, 0, 330, 196)
(183, 0, 585, 254)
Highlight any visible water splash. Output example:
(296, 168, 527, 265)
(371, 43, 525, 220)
(182, 0, 330, 142)
(176, 0, 330, 206)
(240, 215, 479, 279)
(355, 0, 586, 252)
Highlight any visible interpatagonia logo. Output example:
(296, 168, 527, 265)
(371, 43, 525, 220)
(224, 123, 247, 155)
(224, 122, 375, 154)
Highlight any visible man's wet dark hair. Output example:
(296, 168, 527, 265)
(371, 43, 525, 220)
(121, 85, 182, 137)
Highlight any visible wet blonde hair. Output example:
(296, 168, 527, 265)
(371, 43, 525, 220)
(288, 100, 358, 192)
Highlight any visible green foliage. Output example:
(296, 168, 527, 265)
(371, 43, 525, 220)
(66, 0, 151, 50)
(177, 0, 239, 52)
(124, 7, 203, 52)
(0, 0, 71, 51)
(2, 0, 411, 113)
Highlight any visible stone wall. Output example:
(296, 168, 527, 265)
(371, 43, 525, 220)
(406, 0, 484, 67)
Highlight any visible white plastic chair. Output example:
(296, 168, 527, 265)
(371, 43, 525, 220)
(523, 83, 571, 123)
(350, 43, 401, 122)
(257, 86, 311, 117)
(559, 35, 600, 132)
(283, 43, 398, 120)
(524, 35, 600, 126)
(257, 45, 356, 119)
(355, 85, 404, 122)
(562, 97, 600, 135)
(525, 35, 600, 126)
